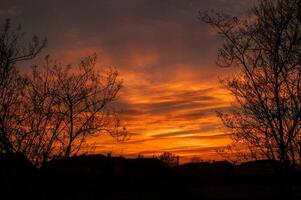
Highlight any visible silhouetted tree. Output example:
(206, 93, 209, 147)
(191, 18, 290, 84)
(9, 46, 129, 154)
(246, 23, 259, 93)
(0, 19, 46, 154)
(159, 152, 177, 167)
(203, 0, 301, 167)
(0, 19, 125, 165)
(202, 0, 301, 198)
(23, 55, 126, 163)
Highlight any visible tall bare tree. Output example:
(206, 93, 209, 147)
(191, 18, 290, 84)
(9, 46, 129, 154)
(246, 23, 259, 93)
(202, 0, 301, 167)
(23, 55, 126, 164)
(0, 19, 46, 154)
(53, 54, 125, 157)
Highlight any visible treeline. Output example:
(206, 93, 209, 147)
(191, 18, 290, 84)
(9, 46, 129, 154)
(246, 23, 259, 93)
(2, 153, 301, 200)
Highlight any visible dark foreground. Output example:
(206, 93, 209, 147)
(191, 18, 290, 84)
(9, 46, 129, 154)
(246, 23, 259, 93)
(1, 154, 301, 200)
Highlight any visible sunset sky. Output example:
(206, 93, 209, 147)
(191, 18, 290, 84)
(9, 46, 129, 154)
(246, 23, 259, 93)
(0, 0, 254, 162)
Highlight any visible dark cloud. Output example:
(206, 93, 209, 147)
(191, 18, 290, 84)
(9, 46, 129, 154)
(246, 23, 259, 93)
(117, 87, 225, 116)
(174, 106, 232, 120)
(150, 124, 219, 138)
(0, 0, 251, 72)
(135, 145, 227, 156)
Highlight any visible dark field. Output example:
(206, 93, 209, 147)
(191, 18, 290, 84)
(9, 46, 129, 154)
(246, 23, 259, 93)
(1, 154, 301, 200)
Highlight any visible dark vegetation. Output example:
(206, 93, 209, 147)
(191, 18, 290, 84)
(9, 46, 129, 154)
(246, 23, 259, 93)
(1, 153, 301, 200)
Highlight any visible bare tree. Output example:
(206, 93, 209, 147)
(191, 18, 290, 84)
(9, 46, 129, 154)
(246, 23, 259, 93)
(23, 55, 126, 164)
(0, 19, 125, 165)
(202, 0, 301, 168)
(202, 2, 301, 197)
(159, 152, 178, 167)
(17, 57, 64, 164)
(56, 55, 125, 157)
(0, 19, 46, 154)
